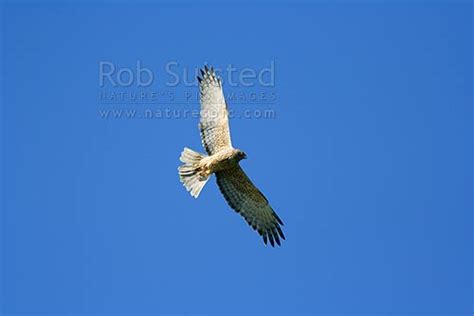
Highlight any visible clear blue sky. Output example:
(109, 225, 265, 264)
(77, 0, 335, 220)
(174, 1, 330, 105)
(1, 1, 472, 315)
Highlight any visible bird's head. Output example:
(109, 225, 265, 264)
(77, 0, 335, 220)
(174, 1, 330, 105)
(234, 149, 247, 161)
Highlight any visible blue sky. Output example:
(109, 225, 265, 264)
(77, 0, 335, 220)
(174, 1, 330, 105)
(1, 1, 472, 315)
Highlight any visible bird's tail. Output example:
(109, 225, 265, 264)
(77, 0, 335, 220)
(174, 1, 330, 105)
(178, 147, 209, 198)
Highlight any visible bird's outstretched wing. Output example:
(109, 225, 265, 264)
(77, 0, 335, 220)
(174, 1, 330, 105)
(216, 165, 285, 246)
(197, 66, 232, 155)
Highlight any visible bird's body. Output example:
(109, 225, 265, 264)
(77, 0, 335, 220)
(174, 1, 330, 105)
(200, 148, 245, 175)
(178, 65, 285, 247)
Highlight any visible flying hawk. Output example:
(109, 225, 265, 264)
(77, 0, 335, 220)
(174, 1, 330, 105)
(178, 65, 285, 247)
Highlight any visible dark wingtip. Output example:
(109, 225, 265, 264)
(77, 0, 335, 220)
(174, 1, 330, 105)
(277, 226, 285, 240)
(274, 235, 281, 246)
(272, 228, 281, 246)
(268, 234, 275, 247)
(200, 69, 205, 76)
(197, 76, 202, 83)
(275, 214, 284, 226)
(204, 65, 209, 72)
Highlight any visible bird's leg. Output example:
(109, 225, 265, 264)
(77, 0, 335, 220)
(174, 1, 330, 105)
(198, 169, 211, 181)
